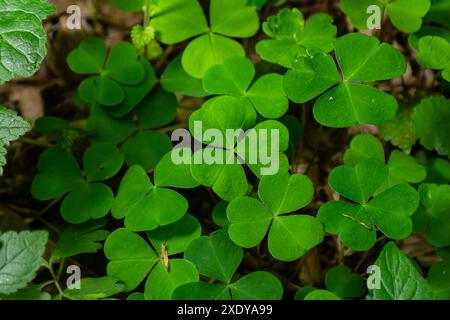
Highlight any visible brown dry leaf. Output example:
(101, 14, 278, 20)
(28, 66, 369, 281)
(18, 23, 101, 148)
(9, 86, 44, 125)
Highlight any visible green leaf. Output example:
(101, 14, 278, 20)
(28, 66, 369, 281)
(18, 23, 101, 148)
(150, 0, 209, 44)
(31, 148, 84, 201)
(112, 165, 188, 232)
(379, 103, 417, 152)
(0, 106, 32, 146)
(319, 160, 419, 250)
(154, 150, 200, 189)
(212, 201, 230, 229)
(60, 182, 114, 224)
(428, 260, 450, 299)
(182, 33, 245, 79)
(135, 87, 178, 129)
(184, 230, 243, 284)
(367, 242, 433, 300)
(227, 171, 323, 261)
(121, 131, 173, 170)
(0, 285, 51, 300)
(416, 36, 450, 78)
(83, 143, 124, 182)
(340, 0, 431, 33)
(284, 33, 405, 128)
(0, 0, 55, 84)
(52, 219, 110, 260)
(257, 9, 336, 68)
(228, 272, 283, 300)
(304, 290, 341, 300)
(325, 265, 366, 299)
(418, 183, 450, 247)
(413, 96, 450, 156)
(144, 259, 199, 300)
(104, 229, 158, 291)
(147, 214, 202, 256)
(0, 145, 6, 176)
(87, 105, 137, 145)
(0, 231, 48, 294)
(161, 55, 208, 97)
(111, 0, 145, 12)
(172, 282, 231, 300)
(344, 134, 385, 166)
(63, 277, 125, 300)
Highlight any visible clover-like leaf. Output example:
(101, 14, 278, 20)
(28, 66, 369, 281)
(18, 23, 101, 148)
(32, 145, 123, 224)
(0, 0, 55, 84)
(203, 56, 289, 119)
(341, 0, 431, 33)
(63, 277, 125, 300)
(412, 95, 450, 156)
(68, 38, 146, 107)
(380, 103, 417, 152)
(154, 150, 200, 189)
(0, 286, 50, 300)
(318, 159, 419, 251)
(0, 231, 48, 294)
(304, 290, 341, 300)
(343, 134, 426, 192)
(52, 219, 110, 260)
(135, 87, 178, 130)
(150, 0, 259, 78)
(256, 8, 337, 68)
(227, 171, 323, 261)
(284, 33, 405, 128)
(112, 165, 188, 232)
(367, 242, 434, 300)
(416, 36, 450, 80)
(228, 271, 283, 300)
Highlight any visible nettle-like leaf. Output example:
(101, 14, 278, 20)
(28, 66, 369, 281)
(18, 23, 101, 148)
(0, 0, 55, 84)
(64, 276, 125, 300)
(367, 242, 433, 300)
(105, 223, 201, 299)
(31, 144, 124, 224)
(318, 159, 419, 251)
(284, 33, 406, 128)
(173, 230, 284, 300)
(256, 8, 337, 68)
(68, 38, 157, 116)
(340, 0, 431, 33)
(52, 219, 110, 260)
(412, 95, 450, 156)
(428, 259, 450, 299)
(416, 36, 450, 81)
(111, 161, 196, 231)
(0, 231, 48, 294)
(414, 184, 450, 248)
(344, 134, 426, 192)
(0, 285, 51, 300)
(189, 96, 290, 201)
(203, 56, 289, 119)
(0, 106, 32, 175)
(150, 0, 260, 78)
(227, 171, 324, 261)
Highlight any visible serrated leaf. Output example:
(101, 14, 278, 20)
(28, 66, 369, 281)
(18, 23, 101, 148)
(0, 106, 32, 146)
(0, 231, 48, 294)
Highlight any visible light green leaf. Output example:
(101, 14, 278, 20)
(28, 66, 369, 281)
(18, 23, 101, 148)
(0, 231, 48, 294)
(367, 242, 433, 300)
(184, 230, 243, 284)
(229, 272, 283, 300)
(416, 36, 450, 78)
(154, 150, 200, 189)
(172, 282, 231, 300)
(344, 134, 385, 166)
(304, 290, 341, 300)
(64, 277, 125, 300)
(0, 106, 32, 146)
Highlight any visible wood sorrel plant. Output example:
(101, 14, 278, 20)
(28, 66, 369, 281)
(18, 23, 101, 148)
(0, 0, 449, 301)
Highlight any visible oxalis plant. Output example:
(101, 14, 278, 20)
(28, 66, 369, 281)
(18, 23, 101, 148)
(0, 0, 449, 302)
